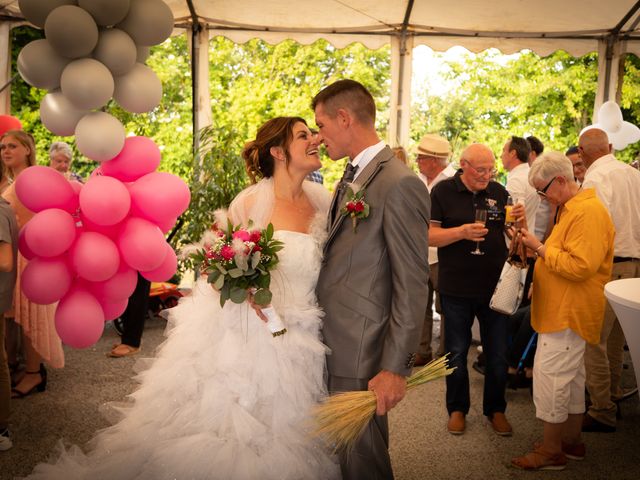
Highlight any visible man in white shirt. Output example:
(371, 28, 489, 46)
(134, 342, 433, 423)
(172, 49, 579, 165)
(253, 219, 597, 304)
(414, 133, 455, 365)
(579, 128, 640, 433)
(500, 136, 540, 230)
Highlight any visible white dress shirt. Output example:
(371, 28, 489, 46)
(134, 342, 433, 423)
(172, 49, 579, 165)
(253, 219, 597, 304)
(351, 141, 386, 182)
(583, 153, 640, 258)
(505, 162, 540, 231)
(424, 164, 456, 264)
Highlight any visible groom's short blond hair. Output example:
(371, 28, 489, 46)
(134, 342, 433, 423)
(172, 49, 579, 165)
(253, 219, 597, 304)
(312, 79, 376, 127)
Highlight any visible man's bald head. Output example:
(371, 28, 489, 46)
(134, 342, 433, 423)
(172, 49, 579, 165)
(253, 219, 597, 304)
(578, 128, 611, 168)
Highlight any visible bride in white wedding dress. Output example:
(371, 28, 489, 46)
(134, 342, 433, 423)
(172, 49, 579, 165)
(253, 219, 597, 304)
(28, 117, 340, 480)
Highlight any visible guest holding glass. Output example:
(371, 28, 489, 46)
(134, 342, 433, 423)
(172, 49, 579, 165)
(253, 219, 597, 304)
(430, 143, 521, 436)
(511, 151, 614, 471)
(1, 130, 64, 398)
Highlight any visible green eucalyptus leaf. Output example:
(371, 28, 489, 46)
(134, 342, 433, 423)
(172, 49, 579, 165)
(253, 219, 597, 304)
(253, 288, 272, 306)
(230, 287, 247, 304)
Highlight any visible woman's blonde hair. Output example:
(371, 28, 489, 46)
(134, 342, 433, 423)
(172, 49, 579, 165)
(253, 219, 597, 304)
(1, 129, 37, 178)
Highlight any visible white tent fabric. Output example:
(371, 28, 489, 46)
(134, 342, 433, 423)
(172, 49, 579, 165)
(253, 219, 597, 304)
(2, 0, 640, 145)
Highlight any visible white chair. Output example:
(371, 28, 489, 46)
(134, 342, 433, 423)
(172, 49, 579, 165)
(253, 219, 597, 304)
(604, 278, 640, 390)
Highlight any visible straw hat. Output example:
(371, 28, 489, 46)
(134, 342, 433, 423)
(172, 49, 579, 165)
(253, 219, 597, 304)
(417, 133, 451, 159)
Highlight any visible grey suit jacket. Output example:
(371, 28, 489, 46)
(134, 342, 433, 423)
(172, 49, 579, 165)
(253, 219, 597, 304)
(317, 146, 430, 381)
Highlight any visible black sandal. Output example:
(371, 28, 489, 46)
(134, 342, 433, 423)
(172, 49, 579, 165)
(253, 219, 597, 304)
(11, 364, 47, 399)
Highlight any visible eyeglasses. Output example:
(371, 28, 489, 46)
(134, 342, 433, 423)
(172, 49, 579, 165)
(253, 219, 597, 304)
(536, 177, 557, 197)
(462, 159, 496, 177)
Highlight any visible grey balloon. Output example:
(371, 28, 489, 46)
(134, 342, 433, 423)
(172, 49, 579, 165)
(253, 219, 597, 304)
(136, 45, 151, 63)
(78, 0, 130, 26)
(17, 39, 70, 90)
(75, 112, 126, 162)
(93, 29, 137, 76)
(61, 58, 114, 110)
(40, 91, 89, 137)
(114, 63, 162, 114)
(117, 0, 174, 47)
(18, 0, 77, 29)
(45, 5, 99, 58)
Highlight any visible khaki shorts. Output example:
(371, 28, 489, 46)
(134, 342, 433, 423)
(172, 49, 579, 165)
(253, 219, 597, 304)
(533, 328, 586, 423)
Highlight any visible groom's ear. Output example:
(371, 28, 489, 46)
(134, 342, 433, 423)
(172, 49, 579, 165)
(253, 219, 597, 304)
(336, 108, 351, 128)
(270, 146, 286, 162)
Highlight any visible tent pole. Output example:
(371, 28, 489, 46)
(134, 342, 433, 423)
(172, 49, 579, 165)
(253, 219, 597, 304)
(0, 21, 12, 115)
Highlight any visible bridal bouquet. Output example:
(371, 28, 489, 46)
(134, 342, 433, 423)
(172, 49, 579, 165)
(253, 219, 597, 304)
(312, 355, 455, 452)
(188, 217, 286, 335)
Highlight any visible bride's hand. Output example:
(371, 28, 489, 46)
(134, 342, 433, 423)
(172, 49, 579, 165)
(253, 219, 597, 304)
(247, 290, 269, 323)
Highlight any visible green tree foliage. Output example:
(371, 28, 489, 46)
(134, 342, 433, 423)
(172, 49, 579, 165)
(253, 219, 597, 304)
(410, 50, 611, 169)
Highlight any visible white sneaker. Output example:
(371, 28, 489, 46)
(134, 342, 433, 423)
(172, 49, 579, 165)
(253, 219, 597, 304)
(0, 428, 12, 451)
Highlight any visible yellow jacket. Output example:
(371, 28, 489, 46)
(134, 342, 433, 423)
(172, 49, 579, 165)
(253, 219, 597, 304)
(531, 188, 614, 344)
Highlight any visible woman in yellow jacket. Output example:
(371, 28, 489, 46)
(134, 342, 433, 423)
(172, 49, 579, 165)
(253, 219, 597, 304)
(511, 151, 614, 471)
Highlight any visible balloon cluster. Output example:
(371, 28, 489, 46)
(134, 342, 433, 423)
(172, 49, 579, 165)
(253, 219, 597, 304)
(13, 0, 189, 349)
(15, 142, 190, 349)
(17, 0, 173, 159)
(581, 101, 640, 150)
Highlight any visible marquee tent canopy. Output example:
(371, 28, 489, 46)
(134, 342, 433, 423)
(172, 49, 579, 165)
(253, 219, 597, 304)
(2, 0, 640, 146)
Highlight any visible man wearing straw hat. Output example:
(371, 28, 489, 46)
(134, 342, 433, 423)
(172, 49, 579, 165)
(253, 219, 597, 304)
(414, 133, 455, 367)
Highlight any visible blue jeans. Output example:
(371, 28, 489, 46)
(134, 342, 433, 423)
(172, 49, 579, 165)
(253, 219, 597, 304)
(441, 294, 509, 417)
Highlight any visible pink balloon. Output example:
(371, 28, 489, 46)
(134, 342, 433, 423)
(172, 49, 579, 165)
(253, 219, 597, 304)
(55, 288, 105, 349)
(70, 231, 120, 281)
(118, 217, 167, 271)
(140, 243, 177, 282)
(69, 180, 83, 195)
(21, 255, 73, 304)
(0, 114, 22, 136)
(154, 215, 177, 233)
(25, 208, 77, 257)
(15, 166, 76, 213)
(98, 297, 129, 321)
(18, 225, 36, 260)
(86, 262, 137, 300)
(90, 166, 104, 178)
(101, 136, 161, 182)
(129, 172, 190, 224)
(79, 176, 131, 226)
(79, 212, 122, 239)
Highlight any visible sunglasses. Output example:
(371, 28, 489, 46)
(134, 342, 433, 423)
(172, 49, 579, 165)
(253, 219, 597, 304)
(536, 177, 557, 197)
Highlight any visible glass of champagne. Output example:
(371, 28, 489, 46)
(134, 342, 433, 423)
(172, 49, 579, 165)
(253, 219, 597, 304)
(471, 208, 487, 255)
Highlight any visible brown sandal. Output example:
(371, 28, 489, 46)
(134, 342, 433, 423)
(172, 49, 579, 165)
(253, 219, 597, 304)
(108, 344, 140, 358)
(511, 447, 567, 471)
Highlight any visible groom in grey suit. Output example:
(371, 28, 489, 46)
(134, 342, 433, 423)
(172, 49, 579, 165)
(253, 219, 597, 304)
(314, 80, 430, 479)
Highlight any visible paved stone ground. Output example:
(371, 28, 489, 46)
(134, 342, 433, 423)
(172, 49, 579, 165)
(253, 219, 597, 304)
(2, 315, 639, 480)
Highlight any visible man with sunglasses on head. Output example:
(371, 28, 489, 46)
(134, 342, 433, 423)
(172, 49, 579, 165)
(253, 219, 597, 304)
(578, 128, 640, 433)
(430, 143, 523, 437)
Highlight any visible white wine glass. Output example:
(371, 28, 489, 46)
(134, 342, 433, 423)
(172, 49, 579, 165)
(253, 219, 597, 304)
(471, 208, 487, 255)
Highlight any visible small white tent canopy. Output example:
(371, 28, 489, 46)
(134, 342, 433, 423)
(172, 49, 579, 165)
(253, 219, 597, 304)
(2, 0, 640, 147)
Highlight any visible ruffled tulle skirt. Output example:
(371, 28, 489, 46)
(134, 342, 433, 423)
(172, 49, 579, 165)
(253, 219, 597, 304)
(28, 279, 339, 480)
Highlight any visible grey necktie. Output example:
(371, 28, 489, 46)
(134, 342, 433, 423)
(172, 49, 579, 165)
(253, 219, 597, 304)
(331, 162, 359, 222)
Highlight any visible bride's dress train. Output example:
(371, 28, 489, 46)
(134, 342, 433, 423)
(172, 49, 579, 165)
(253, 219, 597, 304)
(28, 230, 339, 479)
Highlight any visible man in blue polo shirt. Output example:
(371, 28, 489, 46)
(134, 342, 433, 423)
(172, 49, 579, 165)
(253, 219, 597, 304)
(430, 143, 513, 436)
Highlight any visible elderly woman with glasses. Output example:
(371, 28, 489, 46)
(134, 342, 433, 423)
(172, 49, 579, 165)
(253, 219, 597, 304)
(511, 151, 615, 471)
(49, 142, 83, 182)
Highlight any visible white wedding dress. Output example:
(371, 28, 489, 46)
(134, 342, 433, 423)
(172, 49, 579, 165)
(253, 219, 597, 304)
(28, 179, 340, 480)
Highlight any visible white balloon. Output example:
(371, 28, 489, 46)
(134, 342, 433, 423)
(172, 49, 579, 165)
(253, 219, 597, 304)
(79, 0, 130, 26)
(598, 101, 624, 133)
(18, 0, 76, 29)
(93, 28, 137, 76)
(45, 5, 99, 58)
(17, 39, 70, 90)
(40, 91, 89, 136)
(113, 63, 162, 114)
(61, 58, 114, 110)
(75, 112, 125, 162)
(117, 0, 174, 46)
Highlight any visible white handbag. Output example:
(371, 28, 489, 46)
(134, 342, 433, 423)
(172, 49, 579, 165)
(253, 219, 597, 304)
(490, 231, 529, 315)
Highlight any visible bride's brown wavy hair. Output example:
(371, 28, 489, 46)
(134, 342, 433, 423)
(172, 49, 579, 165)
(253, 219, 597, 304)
(241, 116, 307, 184)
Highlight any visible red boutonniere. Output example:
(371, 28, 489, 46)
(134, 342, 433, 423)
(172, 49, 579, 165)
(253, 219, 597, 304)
(341, 185, 370, 232)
